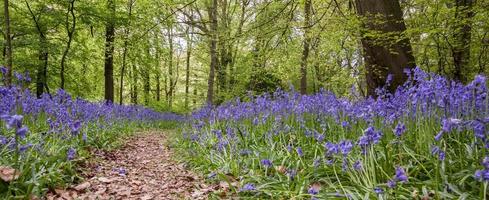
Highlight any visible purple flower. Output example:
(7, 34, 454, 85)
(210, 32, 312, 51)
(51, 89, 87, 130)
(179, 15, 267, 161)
(434, 131, 444, 141)
(0, 66, 7, 75)
(296, 147, 304, 157)
(387, 180, 396, 188)
(341, 121, 350, 128)
(287, 169, 297, 180)
(240, 183, 256, 192)
(339, 140, 353, 156)
(261, 159, 273, 168)
(16, 126, 29, 138)
(395, 167, 408, 183)
(5, 115, 23, 129)
(374, 187, 384, 194)
(353, 160, 362, 171)
(394, 122, 406, 137)
(67, 147, 76, 160)
(308, 184, 320, 195)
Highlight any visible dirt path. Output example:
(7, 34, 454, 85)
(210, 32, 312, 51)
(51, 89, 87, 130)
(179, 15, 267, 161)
(46, 132, 207, 200)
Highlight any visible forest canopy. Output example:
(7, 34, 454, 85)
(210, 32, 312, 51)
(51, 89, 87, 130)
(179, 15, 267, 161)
(1, 0, 488, 111)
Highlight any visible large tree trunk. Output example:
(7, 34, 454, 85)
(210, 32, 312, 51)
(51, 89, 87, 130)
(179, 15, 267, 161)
(119, 0, 133, 105)
(355, 0, 416, 96)
(206, 0, 218, 104)
(452, 0, 474, 82)
(60, 0, 76, 90)
(300, 0, 311, 95)
(3, 0, 12, 85)
(104, 0, 116, 103)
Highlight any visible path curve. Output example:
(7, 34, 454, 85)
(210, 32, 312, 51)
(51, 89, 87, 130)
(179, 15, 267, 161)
(47, 132, 207, 200)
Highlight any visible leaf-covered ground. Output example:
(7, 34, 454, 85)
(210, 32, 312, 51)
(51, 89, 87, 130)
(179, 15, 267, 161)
(45, 132, 208, 200)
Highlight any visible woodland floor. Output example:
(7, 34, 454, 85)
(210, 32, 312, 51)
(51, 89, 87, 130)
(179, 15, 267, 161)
(46, 131, 209, 200)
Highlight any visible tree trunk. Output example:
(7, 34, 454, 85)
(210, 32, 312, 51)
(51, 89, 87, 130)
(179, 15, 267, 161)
(60, 0, 76, 89)
(26, 1, 49, 97)
(206, 0, 218, 104)
(355, 0, 416, 96)
(3, 0, 12, 85)
(119, 0, 133, 105)
(167, 28, 174, 108)
(185, 26, 192, 109)
(452, 0, 474, 82)
(104, 0, 116, 103)
(130, 63, 138, 104)
(300, 0, 311, 95)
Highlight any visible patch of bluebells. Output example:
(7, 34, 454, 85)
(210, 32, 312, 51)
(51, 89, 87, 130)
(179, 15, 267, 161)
(182, 68, 489, 197)
(0, 70, 183, 195)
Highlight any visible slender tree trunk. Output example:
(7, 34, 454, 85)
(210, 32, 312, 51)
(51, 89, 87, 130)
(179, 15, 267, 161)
(300, 0, 311, 95)
(26, 1, 49, 97)
(60, 0, 76, 90)
(130, 63, 138, 104)
(119, 0, 133, 105)
(206, 0, 218, 104)
(168, 28, 174, 108)
(104, 0, 116, 103)
(185, 27, 192, 109)
(355, 0, 416, 96)
(3, 0, 12, 85)
(452, 0, 474, 82)
(155, 31, 161, 102)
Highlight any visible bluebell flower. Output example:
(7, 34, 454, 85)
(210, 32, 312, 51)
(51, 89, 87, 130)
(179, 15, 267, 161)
(308, 184, 320, 195)
(19, 143, 33, 152)
(67, 147, 76, 160)
(387, 180, 396, 188)
(374, 187, 384, 194)
(395, 167, 408, 183)
(296, 147, 304, 157)
(434, 131, 444, 141)
(287, 169, 297, 180)
(16, 126, 28, 139)
(6, 115, 23, 129)
(394, 122, 406, 137)
(240, 183, 256, 192)
(261, 159, 273, 168)
(339, 140, 353, 156)
(353, 160, 362, 171)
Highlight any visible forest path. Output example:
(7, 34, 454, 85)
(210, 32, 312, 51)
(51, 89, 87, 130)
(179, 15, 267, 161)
(46, 131, 207, 200)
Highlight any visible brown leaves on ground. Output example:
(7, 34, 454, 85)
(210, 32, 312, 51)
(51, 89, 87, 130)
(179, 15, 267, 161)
(46, 132, 209, 200)
(0, 166, 20, 182)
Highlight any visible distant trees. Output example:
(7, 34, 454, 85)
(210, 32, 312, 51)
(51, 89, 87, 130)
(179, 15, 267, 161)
(0, 0, 487, 108)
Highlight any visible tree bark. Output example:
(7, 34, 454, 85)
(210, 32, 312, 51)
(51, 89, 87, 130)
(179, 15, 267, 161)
(452, 0, 474, 82)
(104, 0, 116, 103)
(119, 0, 133, 105)
(300, 0, 311, 95)
(355, 0, 416, 96)
(185, 26, 192, 109)
(3, 0, 12, 85)
(167, 28, 174, 108)
(130, 63, 138, 104)
(60, 0, 76, 90)
(26, 1, 49, 98)
(206, 0, 218, 104)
